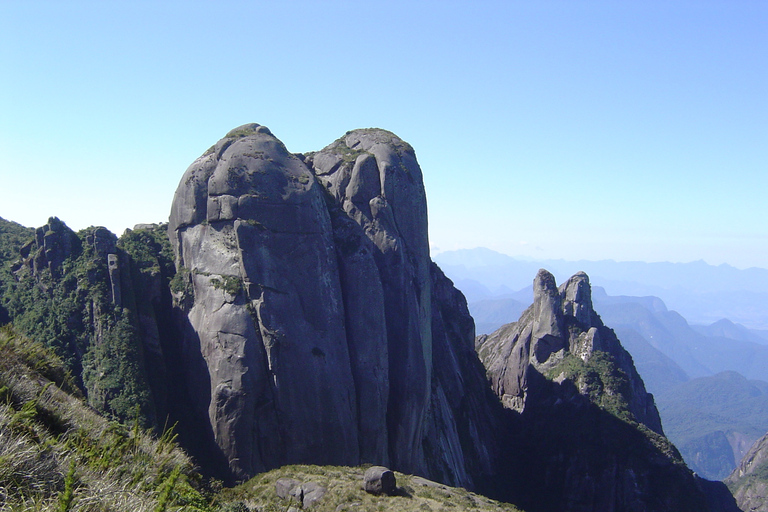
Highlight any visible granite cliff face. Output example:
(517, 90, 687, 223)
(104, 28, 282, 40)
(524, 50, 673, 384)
(477, 270, 663, 432)
(167, 124, 501, 486)
(476, 269, 712, 512)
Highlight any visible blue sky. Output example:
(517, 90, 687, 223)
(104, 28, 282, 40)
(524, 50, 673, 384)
(1, 1, 766, 268)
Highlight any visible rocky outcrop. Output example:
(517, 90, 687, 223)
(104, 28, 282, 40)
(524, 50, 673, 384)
(1, 219, 171, 429)
(167, 124, 500, 485)
(169, 124, 359, 478)
(476, 269, 710, 512)
(725, 431, 768, 511)
(31, 217, 82, 277)
(364, 466, 396, 495)
(0, 126, 738, 510)
(307, 130, 432, 474)
(478, 270, 663, 433)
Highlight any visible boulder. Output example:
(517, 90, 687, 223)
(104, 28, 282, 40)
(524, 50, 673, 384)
(364, 466, 396, 495)
(275, 478, 302, 500)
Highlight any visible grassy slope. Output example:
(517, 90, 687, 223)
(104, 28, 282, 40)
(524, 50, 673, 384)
(0, 323, 524, 512)
(0, 324, 210, 511)
(219, 464, 523, 512)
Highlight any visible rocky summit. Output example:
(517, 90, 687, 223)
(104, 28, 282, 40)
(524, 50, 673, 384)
(167, 124, 502, 487)
(476, 269, 718, 511)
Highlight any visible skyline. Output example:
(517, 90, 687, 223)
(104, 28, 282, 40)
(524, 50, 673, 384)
(1, 1, 766, 269)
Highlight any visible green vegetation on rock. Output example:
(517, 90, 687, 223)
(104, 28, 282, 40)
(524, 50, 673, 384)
(0, 220, 175, 429)
(546, 351, 633, 423)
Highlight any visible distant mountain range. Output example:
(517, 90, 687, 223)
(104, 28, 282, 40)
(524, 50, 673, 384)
(435, 248, 768, 482)
(433, 247, 768, 330)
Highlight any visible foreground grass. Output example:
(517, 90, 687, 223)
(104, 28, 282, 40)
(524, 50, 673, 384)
(0, 323, 524, 511)
(217, 464, 522, 512)
(0, 324, 211, 511)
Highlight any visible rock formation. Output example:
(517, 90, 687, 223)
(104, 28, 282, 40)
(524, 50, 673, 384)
(478, 270, 663, 432)
(1, 219, 168, 429)
(476, 269, 711, 511)
(167, 124, 501, 486)
(725, 431, 768, 511)
(0, 125, 734, 510)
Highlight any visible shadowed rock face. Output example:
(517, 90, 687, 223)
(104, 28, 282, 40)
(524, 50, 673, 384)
(725, 432, 768, 512)
(167, 124, 494, 485)
(476, 269, 712, 512)
(307, 130, 432, 473)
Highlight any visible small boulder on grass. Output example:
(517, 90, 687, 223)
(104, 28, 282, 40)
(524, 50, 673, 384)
(275, 478, 327, 508)
(276, 478, 302, 500)
(364, 466, 396, 495)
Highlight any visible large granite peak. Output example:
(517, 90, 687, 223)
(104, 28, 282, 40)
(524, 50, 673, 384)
(167, 124, 498, 487)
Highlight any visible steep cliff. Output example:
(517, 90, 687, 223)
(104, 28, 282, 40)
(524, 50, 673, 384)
(167, 124, 503, 486)
(476, 269, 712, 512)
(0, 218, 175, 429)
(726, 431, 768, 511)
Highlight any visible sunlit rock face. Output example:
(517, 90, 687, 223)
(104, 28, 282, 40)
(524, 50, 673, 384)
(307, 129, 433, 473)
(167, 124, 497, 486)
(168, 124, 360, 478)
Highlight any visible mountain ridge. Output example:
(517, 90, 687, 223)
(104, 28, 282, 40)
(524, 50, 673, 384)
(0, 125, 736, 511)
(435, 247, 768, 330)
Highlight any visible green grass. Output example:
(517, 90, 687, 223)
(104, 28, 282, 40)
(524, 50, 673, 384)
(217, 464, 523, 512)
(0, 324, 214, 511)
(0, 326, 527, 511)
(225, 126, 262, 139)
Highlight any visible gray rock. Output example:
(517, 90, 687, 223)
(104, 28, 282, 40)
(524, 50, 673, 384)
(169, 123, 359, 479)
(30, 217, 81, 276)
(474, 270, 708, 511)
(301, 482, 327, 508)
(726, 432, 768, 511)
(167, 124, 504, 489)
(310, 129, 432, 474)
(364, 466, 396, 495)
(275, 478, 302, 500)
(531, 269, 566, 367)
(478, 269, 663, 433)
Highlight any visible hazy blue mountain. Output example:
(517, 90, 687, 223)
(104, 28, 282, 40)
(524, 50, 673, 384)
(468, 296, 527, 336)
(464, 275, 768, 482)
(597, 297, 768, 384)
(434, 247, 768, 329)
(693, 318, 768, 346)
(657, 372, 768, 480)
(609, 326, 690, 396)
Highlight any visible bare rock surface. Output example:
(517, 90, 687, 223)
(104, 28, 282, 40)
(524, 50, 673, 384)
(168, 124, 498, 486)
(363, 466, 396, 495)
(169, 123, 358, 478)
(725, 431, 768, 511)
